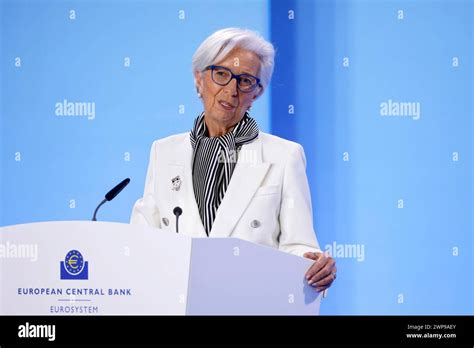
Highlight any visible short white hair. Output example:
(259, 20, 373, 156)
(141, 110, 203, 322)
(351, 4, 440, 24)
(192, 27, 275, 94)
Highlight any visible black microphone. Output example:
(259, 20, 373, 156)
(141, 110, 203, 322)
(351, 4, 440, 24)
(92, 178, 131, 221)
(173, 207, 182, 233)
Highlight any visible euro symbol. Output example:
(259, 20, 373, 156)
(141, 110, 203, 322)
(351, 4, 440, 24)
(68, 255, 79, 269)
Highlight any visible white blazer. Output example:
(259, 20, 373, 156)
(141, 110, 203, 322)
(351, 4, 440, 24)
(130, 131, 321, 257)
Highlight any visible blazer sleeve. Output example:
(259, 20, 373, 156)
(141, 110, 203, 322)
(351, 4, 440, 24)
(129, 141, 161, 228)
(278, 143, 322, 257)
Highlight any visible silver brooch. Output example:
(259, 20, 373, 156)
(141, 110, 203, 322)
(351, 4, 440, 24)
(171, 175, 181, 191)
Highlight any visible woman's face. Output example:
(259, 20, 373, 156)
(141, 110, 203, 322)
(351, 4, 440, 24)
(194, 47, 262, 131)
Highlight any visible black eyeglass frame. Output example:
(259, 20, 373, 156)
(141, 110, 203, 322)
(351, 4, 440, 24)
(203, 65, 262, 93)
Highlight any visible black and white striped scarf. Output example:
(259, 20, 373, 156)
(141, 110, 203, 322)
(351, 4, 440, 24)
(190, 111, 259, 236)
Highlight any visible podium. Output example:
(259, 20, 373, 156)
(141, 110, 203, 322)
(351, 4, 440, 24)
(0, 221, 321, 315)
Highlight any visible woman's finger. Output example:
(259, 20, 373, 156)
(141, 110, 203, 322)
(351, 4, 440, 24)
(309, 258, 335, 285)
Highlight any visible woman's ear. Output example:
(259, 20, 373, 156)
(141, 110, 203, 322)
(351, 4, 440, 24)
(253, 86, 263, 100)
(194, 70, 203, 95)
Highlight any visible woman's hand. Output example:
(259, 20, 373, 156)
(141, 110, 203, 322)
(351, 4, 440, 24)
(303, 251, 337, 292)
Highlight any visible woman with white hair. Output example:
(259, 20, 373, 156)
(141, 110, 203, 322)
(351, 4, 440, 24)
(131, 28, 336, 293)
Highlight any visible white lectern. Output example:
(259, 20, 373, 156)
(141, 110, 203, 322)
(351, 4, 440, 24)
(0, 221, 321, 315)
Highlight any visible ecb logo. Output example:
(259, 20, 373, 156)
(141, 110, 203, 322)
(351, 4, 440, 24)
(60, 250, 89, 280)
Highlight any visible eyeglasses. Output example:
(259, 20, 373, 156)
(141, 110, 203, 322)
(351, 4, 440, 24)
(204, 65, 261, 93)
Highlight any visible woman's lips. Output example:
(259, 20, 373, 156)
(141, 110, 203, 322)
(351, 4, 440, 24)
(219, 101, 235, 110)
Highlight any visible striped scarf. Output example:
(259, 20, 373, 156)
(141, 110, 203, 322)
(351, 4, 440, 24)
(190, 111, 259, 236)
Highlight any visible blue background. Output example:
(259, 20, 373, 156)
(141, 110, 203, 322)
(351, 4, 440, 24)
(1, 0, 472, 314)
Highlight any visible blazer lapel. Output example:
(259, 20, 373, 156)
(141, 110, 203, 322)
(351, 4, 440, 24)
(170, 135, 207, 238)
(210, 136, 270, 238)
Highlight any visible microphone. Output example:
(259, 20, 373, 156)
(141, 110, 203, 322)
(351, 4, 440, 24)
(173, 207, 182, 233)
(92, 178, 131, 221)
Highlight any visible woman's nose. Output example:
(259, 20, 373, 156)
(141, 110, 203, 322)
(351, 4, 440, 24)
(223, 77, 239, 96)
